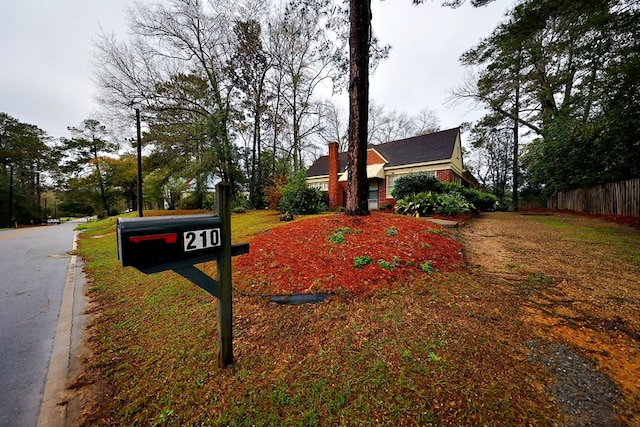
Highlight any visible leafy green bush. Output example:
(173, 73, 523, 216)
(233, 193, 250, 210)
(178, 192, 215, 210)
(474, 191, 499, 211)
(394, 193, 436, 217)
(391, 173, 444, 199)
(433, 192, 473, 215)
(394, 179, 498, 217)
(441, 182, 497, 211)
(178, 194, 202, 210)
(495, 195, 513, 211)
(395, 191, 474, 217)
(278, 187, 326, 214)
(278, 171, 326, 214)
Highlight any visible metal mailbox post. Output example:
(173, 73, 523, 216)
(116, 182, 248, 366)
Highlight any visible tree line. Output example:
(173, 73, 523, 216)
(3, 0, 637, 224)
(0, 115, 139, 226)
(455, 0, 640, 208)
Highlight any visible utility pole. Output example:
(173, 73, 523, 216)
(8, 164, 14, 227)
(36, 170, 41, 222)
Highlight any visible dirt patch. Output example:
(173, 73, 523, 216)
(461, 212, 640, 425)
(90, 232, 115, 239)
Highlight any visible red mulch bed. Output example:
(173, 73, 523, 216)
(234, 212, 464, 296)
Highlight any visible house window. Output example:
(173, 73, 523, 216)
(386, 172, 435, 198)
(386, 174, 405, 198)
(308, 181, 328, 191)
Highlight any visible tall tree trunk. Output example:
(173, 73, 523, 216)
(250, 105, 258, 206)
(512, 80, 520, 211)
(292, 93, 300, 172)
(272, 76, 283, 177)
(249, 72, 267, 208)
(346, 0, 371, 216)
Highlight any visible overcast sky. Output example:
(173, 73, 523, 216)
(0, 0, 513, 140)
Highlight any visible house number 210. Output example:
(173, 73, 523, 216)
(183, 228, 221, 252)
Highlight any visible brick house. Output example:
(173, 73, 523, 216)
(306, 127, 479, 210)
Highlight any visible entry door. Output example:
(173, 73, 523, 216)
(368, 181, 379, 210)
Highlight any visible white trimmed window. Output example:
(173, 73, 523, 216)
(386, 174, 405, 198)
(386, 171, 436, 198)
(308, 181, 328, 191)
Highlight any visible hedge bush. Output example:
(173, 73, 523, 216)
(433, 192, 473, 215)
(278, 172, 326, 214)
(392, 174, 498, 214)
(441, 182, 497, 211)
(279, 187, 326, 215)
(391, 173, 444, 199)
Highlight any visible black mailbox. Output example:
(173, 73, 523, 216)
(117, 214, 223, 271)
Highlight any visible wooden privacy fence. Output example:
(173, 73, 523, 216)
(548, 178, 640, 217)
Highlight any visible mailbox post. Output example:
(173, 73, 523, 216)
(116, 182, 248, 366)
(216, 182, 233, 365)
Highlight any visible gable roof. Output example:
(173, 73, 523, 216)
(306, 127, 460, 177)
(367, 148, 388, 165)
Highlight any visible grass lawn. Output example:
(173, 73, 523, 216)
(73, 209, 640, 425)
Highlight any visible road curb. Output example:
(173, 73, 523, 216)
(37, 231, 81, 427)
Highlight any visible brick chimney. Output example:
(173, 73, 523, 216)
(328, 141, 343, 208)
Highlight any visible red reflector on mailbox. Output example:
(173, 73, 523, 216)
(128, 233, 178, 244)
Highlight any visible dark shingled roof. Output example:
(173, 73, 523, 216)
(306, 151, 348, 177)
(306, 127, 460, 177)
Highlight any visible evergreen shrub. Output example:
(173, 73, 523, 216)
(441, 182, 497, 211)
(391, 173, 444, 199)
(278, 172, 326, 214)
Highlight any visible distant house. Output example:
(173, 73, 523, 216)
(306, 127, 479, 210)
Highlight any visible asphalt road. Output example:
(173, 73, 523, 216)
(0, 221, 78, 427)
